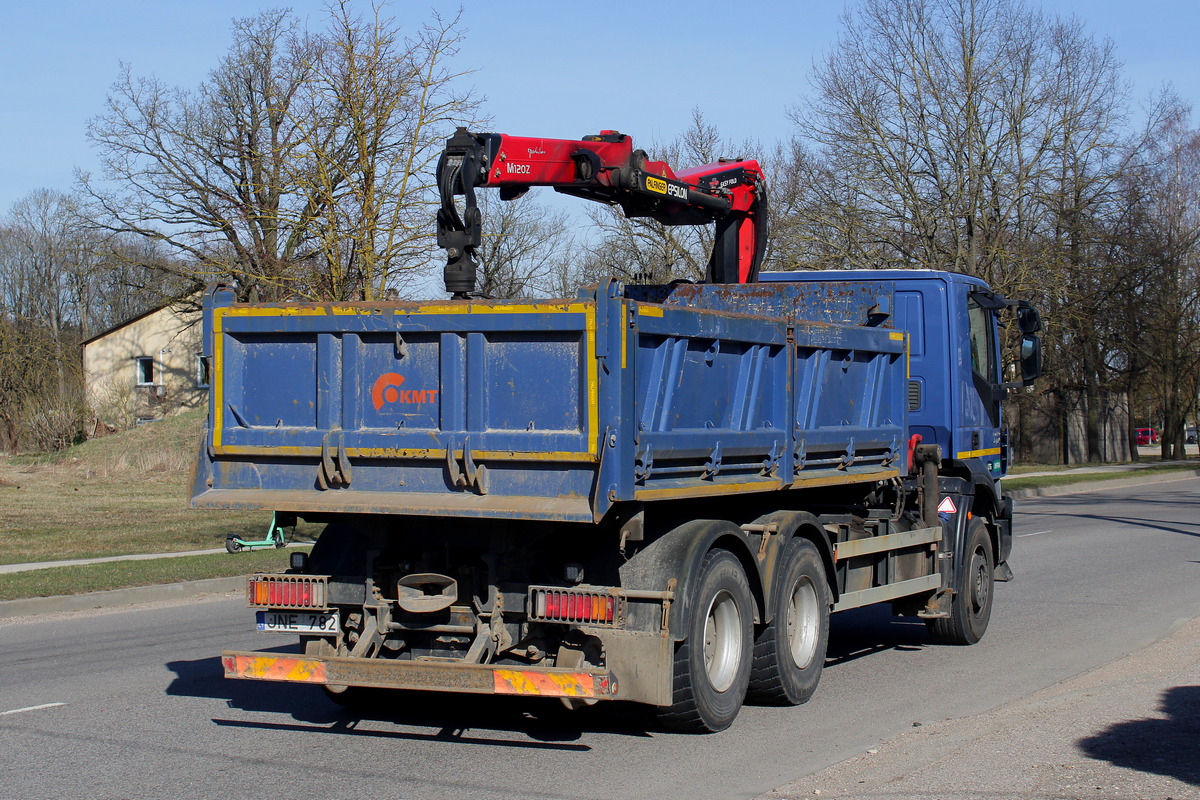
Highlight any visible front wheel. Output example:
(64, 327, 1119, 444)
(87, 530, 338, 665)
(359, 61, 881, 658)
(927, 516, 994, 645)
(657, 549, 754, 733)
(748, 537, 831, 705)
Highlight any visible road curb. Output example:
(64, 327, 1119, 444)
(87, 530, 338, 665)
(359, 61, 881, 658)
(0, 576, 245, 619)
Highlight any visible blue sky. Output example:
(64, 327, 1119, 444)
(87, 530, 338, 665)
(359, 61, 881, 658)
(1, 0, 1197, 213)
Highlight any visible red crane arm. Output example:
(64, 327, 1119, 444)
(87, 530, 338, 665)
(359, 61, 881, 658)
(436, 128, 768, 297)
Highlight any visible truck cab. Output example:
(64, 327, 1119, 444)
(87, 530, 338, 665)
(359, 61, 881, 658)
(765, 270, 1003, 466)
(763, 268, 1041, 577)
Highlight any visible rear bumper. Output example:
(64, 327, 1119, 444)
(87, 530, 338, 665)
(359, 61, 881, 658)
(222, 651, 619, 700)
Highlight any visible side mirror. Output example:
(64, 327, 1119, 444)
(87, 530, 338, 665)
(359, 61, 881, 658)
(1017, 305, 1042, 334)
(1020, 334, 1042, 384)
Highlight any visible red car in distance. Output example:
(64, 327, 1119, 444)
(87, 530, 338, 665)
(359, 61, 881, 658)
(1135, 428, 1159, 446)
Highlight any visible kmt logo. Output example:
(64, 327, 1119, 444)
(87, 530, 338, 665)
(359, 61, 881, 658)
(370, 372, 439, 411)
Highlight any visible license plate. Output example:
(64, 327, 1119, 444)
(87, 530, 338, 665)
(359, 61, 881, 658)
(256, 609, 339, 634)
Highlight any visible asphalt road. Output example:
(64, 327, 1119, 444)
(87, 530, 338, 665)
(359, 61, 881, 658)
(2, 477, 1198, 800)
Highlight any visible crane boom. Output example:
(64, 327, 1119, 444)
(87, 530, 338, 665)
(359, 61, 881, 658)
(435, 128, 768, 297)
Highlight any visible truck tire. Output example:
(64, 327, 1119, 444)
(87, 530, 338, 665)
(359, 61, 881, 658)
(657, 549, 754, 733)
(748, 537, 831, 705)
(927, 516, 994, 645)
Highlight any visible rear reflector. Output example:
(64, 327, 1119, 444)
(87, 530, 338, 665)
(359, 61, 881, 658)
(247, 574, 328, 609)
(528, 587, 622, 627)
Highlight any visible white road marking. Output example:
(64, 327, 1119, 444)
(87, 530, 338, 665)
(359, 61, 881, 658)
(1, 702, 66, 716)
(1018, 530, 1054, 538)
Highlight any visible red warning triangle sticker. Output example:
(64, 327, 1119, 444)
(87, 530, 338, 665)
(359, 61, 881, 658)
(937, 497, 957, 514)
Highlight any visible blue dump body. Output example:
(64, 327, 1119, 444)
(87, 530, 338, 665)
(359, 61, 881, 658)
(192, 277, 912, 523)
(764, 269, 1008, 481)
(208, 268, 1026, 730)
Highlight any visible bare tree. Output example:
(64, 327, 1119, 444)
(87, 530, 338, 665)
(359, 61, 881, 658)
(0, 191, 92, 452)
(762, 137, 887, 271)
(474, 192, 573, 299)
(787, 0, 1129, 293)
(1109, 101, 1200, 458)
(80, 6, 478, 302)
(782, 0, 1148, 462)
(85, 234, 193, 333)
(299, 3, 480, 300)
(4, 190, 92, 399)
(80, 11, 323, 300)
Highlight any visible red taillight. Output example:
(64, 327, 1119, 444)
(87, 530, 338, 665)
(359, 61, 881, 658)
(247, 575, 327, 609)
(529, 588, 620, 626)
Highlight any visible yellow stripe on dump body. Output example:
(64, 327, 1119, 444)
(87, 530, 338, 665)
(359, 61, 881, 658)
(213, 301, 592, 317)
(208, 445, 600, 463)
(210, 304, 601, 459)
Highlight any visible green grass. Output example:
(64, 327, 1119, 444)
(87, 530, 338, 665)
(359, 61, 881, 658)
(9, 407, 209, 469)
(0, 409, 319, 565)
(1005, 463, 1200, 490)
(0, 408, 321, 600)
(1006, 463, 1096, 475)
(0, 547, 308, 601)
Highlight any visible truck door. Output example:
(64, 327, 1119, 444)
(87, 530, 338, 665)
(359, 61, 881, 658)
(961, 294, 1002, 474)
(967, 296, 1000, 427)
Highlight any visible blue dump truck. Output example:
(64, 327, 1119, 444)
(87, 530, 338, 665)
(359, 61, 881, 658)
(202, 130, 1043, 732)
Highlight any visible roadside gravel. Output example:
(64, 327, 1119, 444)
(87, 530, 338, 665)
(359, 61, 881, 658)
(759, 613, 1200, 799)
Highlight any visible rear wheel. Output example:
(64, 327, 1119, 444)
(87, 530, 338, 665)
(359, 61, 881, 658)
(303, 636, 385, 710)
(303, 637, 359, 707)
(657, 549, 754, 733)
(927, 516, 994, 645)
(748, 537, 831, 705)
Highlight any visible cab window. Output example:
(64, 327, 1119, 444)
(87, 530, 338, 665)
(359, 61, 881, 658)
(968, 297, 995, 381)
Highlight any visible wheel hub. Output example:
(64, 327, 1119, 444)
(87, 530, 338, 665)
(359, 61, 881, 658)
(703, 589, 743, 692)
(970, 547, 990, 616)
(787, 575, 820, 669)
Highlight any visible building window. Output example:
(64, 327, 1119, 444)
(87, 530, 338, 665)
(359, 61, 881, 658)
(136, 356, 155, 386)
(196, 355, 211, 388)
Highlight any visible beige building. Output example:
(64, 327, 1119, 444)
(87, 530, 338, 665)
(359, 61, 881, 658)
(82, 297, 207, 428)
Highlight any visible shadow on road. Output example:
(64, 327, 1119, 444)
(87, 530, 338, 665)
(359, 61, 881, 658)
(166, 649, 340, 718)
(1022, 491, 1200, 539)
(1078, 685, 1200, 787)
(164, 604, 937, 741)
(165, 653, 656, 746)
(823, 604, 929, 668)
(209, 715, 597, 751)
